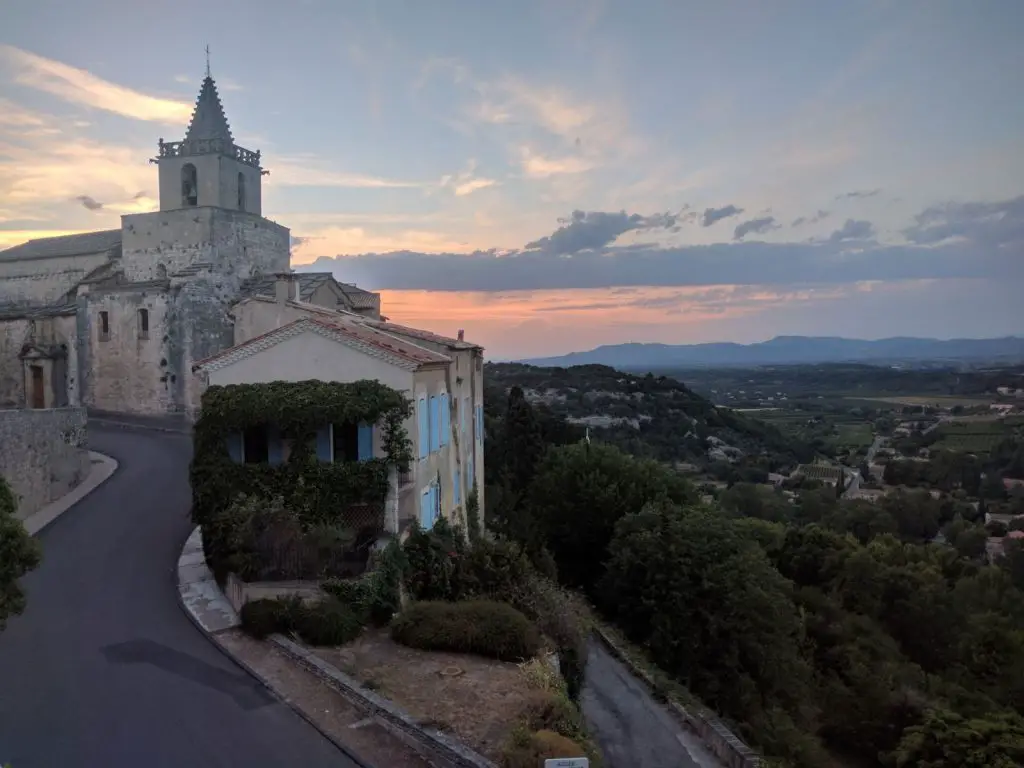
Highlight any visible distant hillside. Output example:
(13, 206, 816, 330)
(520, 336, 1024, 371)
(485, 362, 813, 470)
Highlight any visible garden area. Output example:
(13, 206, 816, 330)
(237, 520, 602, 767)
(189, 381, 599, 767)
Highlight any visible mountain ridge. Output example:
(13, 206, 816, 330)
(519, 335, 1024, 370)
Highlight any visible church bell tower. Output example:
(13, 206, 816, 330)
(154, 60, 264, 215)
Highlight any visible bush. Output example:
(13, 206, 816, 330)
(519, 691, 585, 739)
(239, 597, 300, 639)
(500, 729, 587, 768)
(294, 598, 364, 646)
(391, 600, 541, 662)
(403, 517, 465, 601)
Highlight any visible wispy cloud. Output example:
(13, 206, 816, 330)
(519, 147, 593, 178)
(792, 210, 830, 227)
(733, 216, 778, 240)
(0, 45, 191, 123)
(702, 205, 744, 227)
(438, 161, 499, 197)
(271, 157, 426, 189)
(836, 188, 881, 200)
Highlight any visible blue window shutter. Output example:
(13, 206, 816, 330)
(429, 396, 440, 452)
(316, 425, 332, 461)
(226, 433, 243, 463)
(267, 425, 283, 465)
(418, 398, 428, 459)
(440, 393, 450, 446)
(420, 489, 432, 529)
(358, 423, 373, 461)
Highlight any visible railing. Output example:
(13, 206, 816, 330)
(157, 138, 262, 168)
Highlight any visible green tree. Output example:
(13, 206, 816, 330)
(1, 475, 42, 631)
(599, 503, 821, 761)
(890, 708, 1024, 767)
(527, 441, 694, 592)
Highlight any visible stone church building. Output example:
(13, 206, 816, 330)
(0, 73, 380, 417)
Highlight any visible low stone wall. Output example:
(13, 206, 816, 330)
(592, 627, 761, 768)
(0, 407, 90, 520)
(223, 572, 325, 613)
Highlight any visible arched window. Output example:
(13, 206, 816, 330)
(181, 163, 198, 207)
(237, 172, 246, 211)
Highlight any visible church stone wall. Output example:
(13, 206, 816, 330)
(0, 251, 110, 305)
(0, 318, 31, 407)
(121, 207, 289, 282)
(0, 406, 89, 520)
(78, 287, 176, 415)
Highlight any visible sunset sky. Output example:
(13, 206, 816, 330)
(2, 0, 1022, 359)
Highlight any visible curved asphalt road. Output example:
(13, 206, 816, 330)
(0, 425, 357, 768)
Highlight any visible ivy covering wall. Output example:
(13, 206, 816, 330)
(190, 380, 413, 579)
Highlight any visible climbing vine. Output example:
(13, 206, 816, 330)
(190, 380, 412, 535)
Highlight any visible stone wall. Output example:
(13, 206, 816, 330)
(0, 317, 31, 407)
(120, 207, 289, 282)
(78, 285, 175, 415)
(0, 251, 111, 305)
(0, 407, 90, 520)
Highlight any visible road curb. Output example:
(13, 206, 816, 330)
(174, 525, 377, 768)
(22, 451, 119, 537)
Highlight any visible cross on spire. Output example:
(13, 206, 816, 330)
(205, 45, 211, 78)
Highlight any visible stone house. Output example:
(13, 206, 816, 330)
(0, 71, 378, 417)
(193, 314, 485, 537)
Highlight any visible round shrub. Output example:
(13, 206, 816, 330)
(391, 600, 541, 662)
(294, 598, 364, 646)
(239, 596, 302, 639)
(500, 729, 587, 768)
(240, 598, 288, 639)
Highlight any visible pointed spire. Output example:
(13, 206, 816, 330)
(184, 75, 233, 143)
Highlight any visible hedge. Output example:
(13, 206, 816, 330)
(391, 600, 541, 662)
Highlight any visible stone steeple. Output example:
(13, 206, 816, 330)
(184, 76, 234, 144)
(153, 66, 264, 215)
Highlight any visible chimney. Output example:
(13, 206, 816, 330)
(457, 329, 465, 342)
(274, 273, 296, 304)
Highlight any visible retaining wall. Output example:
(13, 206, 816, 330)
(0, 407, 90, 520)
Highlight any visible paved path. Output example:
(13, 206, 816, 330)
(581, 639, 719, 768)
(0, 425, 358, 768)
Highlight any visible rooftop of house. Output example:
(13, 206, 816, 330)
(240, 272, 379, 310)
(193, 315, 451, 373)
(0, 229, 122, 262)
(361, 317, 481, 350)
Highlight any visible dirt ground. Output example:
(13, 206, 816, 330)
(314, 627, 540, 761)
(218, 629, 432, 768)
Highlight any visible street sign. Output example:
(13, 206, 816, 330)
(544, 759, 589, 768)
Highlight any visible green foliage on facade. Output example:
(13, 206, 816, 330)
(0, 475, 42, 632)
(190, 380, 412, 531)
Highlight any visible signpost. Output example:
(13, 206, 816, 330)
(544, 759, 589, 768)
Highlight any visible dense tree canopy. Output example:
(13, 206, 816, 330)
(481, 384, 1024, 767)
